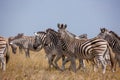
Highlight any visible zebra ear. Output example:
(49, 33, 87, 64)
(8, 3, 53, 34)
(61, 24, 64, 29)
(64, 24, 67, 29)
(57, 23, 61, 29)
(100, 28, 102, 32)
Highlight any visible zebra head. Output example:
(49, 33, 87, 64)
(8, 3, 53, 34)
(97, 28, 110, 39)
(33, 31, 47, 50)
(57, 23, 75, 40)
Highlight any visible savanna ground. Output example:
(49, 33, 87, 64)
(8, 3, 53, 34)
(0, 47, 120, 80)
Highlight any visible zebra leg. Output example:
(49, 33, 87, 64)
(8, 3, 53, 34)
(47, 54, 55, 69)
(24, 48, 30, 58)
(0, 57, 2, 69)
(98, 56, 107, 74)
(109, 54, 117, 72)
(112, 58, 117, 72)
(53, 55, 62, 71)
(70, 56, 76, 73)
(62, 55, 65, 64)
(1, 57, 6, 71)
(61, 57, 71, 70)
(77, 59, 85, 71)
(93, 59, 99, 72)
(19, 46, 23, 54)
(47, 55, 52, 68)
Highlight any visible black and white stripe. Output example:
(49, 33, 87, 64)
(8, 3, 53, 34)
(57, 24, 115, 73)
(98, 28, 120, 70)
(46, 28, 89, 71)
(0, 36, 9, 71)
(33, 31, 65, 70)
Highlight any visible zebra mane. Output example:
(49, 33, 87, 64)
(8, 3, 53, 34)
(46, 28, 58, 35)
(46, 28, 60, 45)
(66, 30, 76, 38)
(37, 31, 46, 34)
(8, 33, 24, 43)
(46, 28, 60, 38)
(14, 33, 24, 39)
(109, 31, 120, 40)
(46, 28, 55, 32)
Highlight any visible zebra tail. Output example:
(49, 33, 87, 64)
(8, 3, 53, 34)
(6, 43, 10, 64)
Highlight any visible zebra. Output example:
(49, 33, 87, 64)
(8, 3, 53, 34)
(97, 28, 120, 69)
(57, 23, 115, 74)
(33, 31, 65, 70)
(9, 34, 42, 57)
(78, 33, 111, 69)
(8, 33, 24, 54)
(0, 36, 9, 71)
(45, 28, 92, 71)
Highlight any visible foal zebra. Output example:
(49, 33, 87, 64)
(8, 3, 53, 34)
(0, 36, 9, 71)
(57, 23, 115, 74)
(9, 34, 42, 57)
(97, 28, 120, 70)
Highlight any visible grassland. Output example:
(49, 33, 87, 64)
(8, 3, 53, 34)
(0, 48, 120, 80)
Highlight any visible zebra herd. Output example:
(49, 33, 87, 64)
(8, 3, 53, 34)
(0, 24, 120, 74)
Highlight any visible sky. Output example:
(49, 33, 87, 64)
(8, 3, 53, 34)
(0, 0, 120, 38)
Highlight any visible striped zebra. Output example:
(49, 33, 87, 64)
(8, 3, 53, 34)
(0, 36, 9, 71)
(8, 33, 24, 54)
(75, 34, 88, 70)
(97, 28, 120, 69)
(33, 31, 65, 70)
(57, 23, 115, 74)
(77, 33, 111, 69)
(45, 28, 90, 71)
(9, 34, 42, 57)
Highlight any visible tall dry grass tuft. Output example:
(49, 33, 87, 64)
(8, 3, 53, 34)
(0, 47, 120, 80)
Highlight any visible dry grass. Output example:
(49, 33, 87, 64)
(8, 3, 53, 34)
(0, 48, 120, 80)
